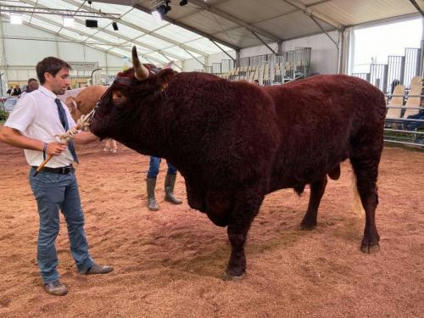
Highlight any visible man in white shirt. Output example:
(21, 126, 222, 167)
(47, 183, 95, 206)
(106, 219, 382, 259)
(0, 56, 113, 296)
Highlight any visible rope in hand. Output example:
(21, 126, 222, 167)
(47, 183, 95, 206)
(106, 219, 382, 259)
(34, 109, 95, 176)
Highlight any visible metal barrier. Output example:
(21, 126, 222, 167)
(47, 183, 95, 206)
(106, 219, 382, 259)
(352, 47, 421, 92)
(384, 94, 424, 147)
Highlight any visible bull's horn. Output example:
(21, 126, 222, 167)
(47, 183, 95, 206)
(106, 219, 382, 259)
(132, 46, 149, 81)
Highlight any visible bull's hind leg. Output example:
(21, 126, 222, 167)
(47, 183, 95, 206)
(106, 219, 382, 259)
(350, 153, 381, 254)
(224, 192, 264, 280)
(300, 176, 328, 230)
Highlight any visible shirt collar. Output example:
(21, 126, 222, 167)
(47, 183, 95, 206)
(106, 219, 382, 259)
(39, 85, 58, 99)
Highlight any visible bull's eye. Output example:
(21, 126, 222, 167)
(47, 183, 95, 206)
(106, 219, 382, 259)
(112, 90, 127, 106)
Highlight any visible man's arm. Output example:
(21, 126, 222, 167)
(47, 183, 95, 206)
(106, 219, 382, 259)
(73, 131, 99, 145)
(0, 126, 66, 155)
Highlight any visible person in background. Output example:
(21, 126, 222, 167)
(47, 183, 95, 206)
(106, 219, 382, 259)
(146, 157, 182, 211)
(11, 84, 21, 96)
(21, 78, 39, 97)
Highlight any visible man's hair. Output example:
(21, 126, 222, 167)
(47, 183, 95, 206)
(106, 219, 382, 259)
(28, 78, 38, 84)
(36, 57, 71, 84)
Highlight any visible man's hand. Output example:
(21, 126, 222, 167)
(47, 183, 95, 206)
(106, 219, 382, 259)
(46, 142, 66, 156)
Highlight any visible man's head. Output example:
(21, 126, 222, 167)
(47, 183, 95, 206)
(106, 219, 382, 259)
(36, 57, 72, 95)
(27, 78, 39, 92)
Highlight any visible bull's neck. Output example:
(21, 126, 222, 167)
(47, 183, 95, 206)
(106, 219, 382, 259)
(120, 94, 171, 158)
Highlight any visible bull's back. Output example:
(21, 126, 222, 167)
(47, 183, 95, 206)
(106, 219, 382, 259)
(264, 75, 386, 190)
(166, 73, 280, 190)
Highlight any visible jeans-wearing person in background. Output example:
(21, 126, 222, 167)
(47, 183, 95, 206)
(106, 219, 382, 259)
(146, 156, 182, 211)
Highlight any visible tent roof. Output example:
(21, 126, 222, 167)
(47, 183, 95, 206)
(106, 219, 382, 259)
(1, 0, 422, 64)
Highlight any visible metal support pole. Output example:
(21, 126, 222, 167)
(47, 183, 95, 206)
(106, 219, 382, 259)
(310, 15, 338, 49)
(183, 48, 206, 69)
(250, 31, 277, 55)
(0, 16, 8, 92)
(277, 40, 283, 56)
(408, 0, 424, 76)
(421, 17, 424, 77)
(337, 29, 344, 74)
(211, 40, 236, 63)
(236, 49, 240, 68)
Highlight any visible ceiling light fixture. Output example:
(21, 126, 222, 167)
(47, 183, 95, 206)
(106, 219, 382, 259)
(85, 19, 98, 27)
(152, 10, 162, 23)
(179, 0, 188, 6)
(151, 0, 171, 22)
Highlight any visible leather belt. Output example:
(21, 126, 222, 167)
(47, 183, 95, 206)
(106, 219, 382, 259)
(31, 165, 74, 174)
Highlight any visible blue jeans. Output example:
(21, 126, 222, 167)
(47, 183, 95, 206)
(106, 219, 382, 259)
(147, 156, 177, 178)
(29, 168, 93, 283)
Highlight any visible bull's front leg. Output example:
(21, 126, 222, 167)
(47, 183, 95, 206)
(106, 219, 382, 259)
(300, 176, 328, 229)
(223, 193, 264, 280)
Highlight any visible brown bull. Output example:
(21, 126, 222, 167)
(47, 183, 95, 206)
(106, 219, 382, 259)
(90, 47, 386, 280)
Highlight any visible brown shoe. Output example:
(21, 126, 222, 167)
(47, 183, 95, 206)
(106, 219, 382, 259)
(44, 280, 68, 296)
(85, 263, 113, 275)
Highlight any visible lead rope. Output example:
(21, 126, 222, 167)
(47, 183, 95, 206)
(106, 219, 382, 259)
(34, 106, 97, 176)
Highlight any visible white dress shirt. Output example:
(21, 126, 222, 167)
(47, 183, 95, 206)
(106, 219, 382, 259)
(5, 85, 77, 167)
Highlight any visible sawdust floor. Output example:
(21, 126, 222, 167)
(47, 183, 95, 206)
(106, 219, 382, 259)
(0, 141, 423, 317)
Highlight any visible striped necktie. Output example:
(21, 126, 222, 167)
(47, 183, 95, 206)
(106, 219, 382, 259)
(55, 98, 79, 163)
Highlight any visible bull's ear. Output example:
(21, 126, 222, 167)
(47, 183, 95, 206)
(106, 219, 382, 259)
(65, 96, 77, 111)
(156, 68, 177, 89)
(162, 61, 174, 69)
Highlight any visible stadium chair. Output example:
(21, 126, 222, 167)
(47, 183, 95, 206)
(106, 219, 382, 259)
(386, 84, 405, 120)
(403, 78, 422, 118)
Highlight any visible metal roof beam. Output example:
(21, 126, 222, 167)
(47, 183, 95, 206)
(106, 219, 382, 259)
(309, 15, 338, 48)
(3, 15, 168, 67)
(0, 13, 130, 62)
(210, 40, 235, 62)
(187, 0, 281, 42)
(409, 0, 424, 17)
(62, 0, 209, 57)
(282, 0, 342, 30)
(250, 31, 277, 55)
(0, 4, 120, 18)
(134, 3, 240, 51)
(182, 48, 206, 68)
(20, 0, 188, 62)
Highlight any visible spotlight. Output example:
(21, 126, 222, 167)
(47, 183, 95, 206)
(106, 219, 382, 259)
(88, 1, 92, 4)
(112, 21, 119, 31)
(85, 19, 98, 28)
(179, 0, 188, 6)
(152, 10, 162, 23)
(151, 0, 172, 22)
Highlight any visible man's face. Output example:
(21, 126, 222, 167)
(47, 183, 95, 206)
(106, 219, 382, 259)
(45, 68, 70, 95)
(28, 80, 39, 92)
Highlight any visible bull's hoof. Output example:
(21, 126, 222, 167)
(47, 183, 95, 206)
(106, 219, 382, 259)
(360, 243, 380, 254)
(300, 221, 317, 230)
(222, 271, 245, 281)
